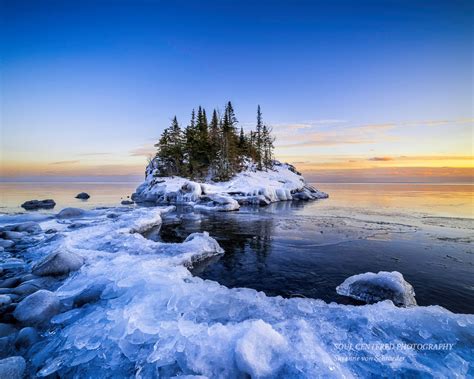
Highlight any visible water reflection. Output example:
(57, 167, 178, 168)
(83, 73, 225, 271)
(158, 199, 473, 313)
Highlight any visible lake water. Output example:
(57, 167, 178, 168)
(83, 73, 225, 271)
(1, 182, 473, 313)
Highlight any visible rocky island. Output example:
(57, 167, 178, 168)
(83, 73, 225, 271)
(132, 103, 328, 210)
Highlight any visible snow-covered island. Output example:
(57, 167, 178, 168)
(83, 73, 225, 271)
(131, 160, 328, 211)
(132, 103, 328, 210)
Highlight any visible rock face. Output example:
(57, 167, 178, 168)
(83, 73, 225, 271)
(75, 192, 90, 199)
(336, 271, 417, 307)
(13, 290, 60, 325)
(0, 356, 26, 379)
(56, 207, 86, 218)
(21, 199, 56, 210)
(32, 250, 84, 277)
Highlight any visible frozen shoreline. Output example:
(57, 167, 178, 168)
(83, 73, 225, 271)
(0, 205, 472, 377)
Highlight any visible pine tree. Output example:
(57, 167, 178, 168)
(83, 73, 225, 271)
(238, 127, 246, 151)
(155, 117, 185, 176)
(256, 105, 264, 170)
(185, 109, 199, 177)
(208, 109, 220, 162)
(154, 102, 276, 181)
(262, 124, 275, 169)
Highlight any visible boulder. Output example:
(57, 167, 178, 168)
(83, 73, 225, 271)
(0, 356, 26, 379)
(336, 271, 417, 307)
(13, 290, 60, 325)
(0, 323, 16, 337)
(0, 231, 24, 240)
(0, 295, 12, 307)
(75, 192, 90, 199)
(12, 221, 42, 234)
(121, 200, 134, 205)
(32, 250, 84, 277)
(15, 327, 39, 349)
(21, 199, 56, 210)
(56, 207, 86, 219)
(0, 240, 14, 249)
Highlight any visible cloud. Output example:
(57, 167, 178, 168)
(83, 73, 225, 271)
(368, 156, 394, 161)
(49, 160, 80, 165)
(77, 152, 112, 157)
(129, 145, 156, 157)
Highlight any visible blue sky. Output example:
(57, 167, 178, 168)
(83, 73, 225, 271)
(1, 0, 472, 182)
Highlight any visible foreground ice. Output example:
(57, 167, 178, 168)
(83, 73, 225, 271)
(1, 208, 473, 378)
(132, 161, 328, 210)
(336, 271, 417, 307)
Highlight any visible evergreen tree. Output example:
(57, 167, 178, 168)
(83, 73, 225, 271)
(262, 124, 275, 169)
(238, 127, 246, 152)
(256, 105, 264, 170)
(154, 102, 276, 181)
(155, 116, 185, 176)
(209, 109, 220, 163)
(185, 109, 199, 177)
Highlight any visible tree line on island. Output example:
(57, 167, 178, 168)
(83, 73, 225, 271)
(154, 101, 275, 181)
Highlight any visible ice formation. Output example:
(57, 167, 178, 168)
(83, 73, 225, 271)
(0, 207, 472, 377)
(336, 271, 417, 307)
(131, 161, 328, 210)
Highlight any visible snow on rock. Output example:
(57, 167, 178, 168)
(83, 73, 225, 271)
(336, 271, 417, 307)
(56, 207, 87, 219)
(13, 290, 60, 325)
(131, 160, 328, 210)
(195, 194, 240, 212)
(32, 250, 84, 277)
(2, 206, 468, 378)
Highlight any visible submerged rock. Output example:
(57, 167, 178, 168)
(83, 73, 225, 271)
(0, 356, 26, 379)
(0, 231, 24, 240)
(0, 240, 14, 249)
(21, 199, 56, 210)
(13, 289, 60, 325)
(336, 271, 417, 307)
(75, 192, 90, 199)
(56, 207, 86, 219)
(32, 250, 84, 277)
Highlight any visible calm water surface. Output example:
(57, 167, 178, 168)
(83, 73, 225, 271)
(1, 182, 473, 313)
(0, 182, 139, 213)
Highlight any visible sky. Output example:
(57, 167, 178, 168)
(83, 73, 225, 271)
(1, 0, 472, 183)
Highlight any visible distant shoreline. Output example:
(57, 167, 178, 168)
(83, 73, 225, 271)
(1, 181, 472, 185)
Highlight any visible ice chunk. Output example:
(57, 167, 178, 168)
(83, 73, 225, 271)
(0, 356, 26, 379)
(235, 320, 288, 377)
(336, 271, 417, 307)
